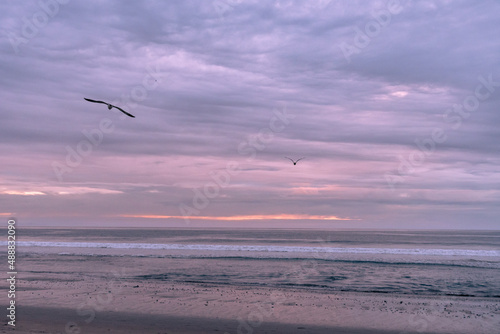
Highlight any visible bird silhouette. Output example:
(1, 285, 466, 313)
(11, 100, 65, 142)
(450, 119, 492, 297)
(285, 157, 304, 165)
(84, 98, 135, 118)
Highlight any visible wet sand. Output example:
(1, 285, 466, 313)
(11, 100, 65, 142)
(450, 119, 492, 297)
(1, 253, 498, 333)
(7, 305, 443, 334)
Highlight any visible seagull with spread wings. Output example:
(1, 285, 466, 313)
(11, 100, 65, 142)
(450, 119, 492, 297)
(84, 98, 135, 118)
(285, 157, 304, 165)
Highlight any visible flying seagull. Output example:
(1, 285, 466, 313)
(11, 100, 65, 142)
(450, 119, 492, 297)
(84, 98, 135, 118)
(285, 157, 304, 165)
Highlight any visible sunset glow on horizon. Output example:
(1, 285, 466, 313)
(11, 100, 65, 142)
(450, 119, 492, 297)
(119, 214, 356, 221)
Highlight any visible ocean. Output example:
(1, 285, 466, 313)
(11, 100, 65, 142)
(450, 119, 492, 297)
(11, 228, 500, 298)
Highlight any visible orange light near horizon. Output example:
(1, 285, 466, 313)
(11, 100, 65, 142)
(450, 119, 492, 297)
(3, 191, 45, 196)
(0, 212, 13, 216)
(120, 214, 355, 221)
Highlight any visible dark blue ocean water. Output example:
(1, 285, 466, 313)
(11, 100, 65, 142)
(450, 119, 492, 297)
(13, 228, 500, 298)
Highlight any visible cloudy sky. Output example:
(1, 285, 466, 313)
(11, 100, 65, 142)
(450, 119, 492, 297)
(1, 0, 499, 229)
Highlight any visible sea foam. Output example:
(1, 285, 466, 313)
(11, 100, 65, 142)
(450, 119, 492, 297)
(6, 241, 500, 257)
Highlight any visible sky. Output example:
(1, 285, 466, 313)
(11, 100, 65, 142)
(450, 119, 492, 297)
(1, 0, 499, 229)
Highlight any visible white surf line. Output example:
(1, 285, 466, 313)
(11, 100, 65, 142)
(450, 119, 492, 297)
(2, 241, 500, 257)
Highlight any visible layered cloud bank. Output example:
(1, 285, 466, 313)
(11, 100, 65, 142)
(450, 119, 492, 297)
(1, 0, 499, 228)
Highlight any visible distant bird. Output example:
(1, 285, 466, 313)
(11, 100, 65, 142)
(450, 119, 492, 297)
(84, 98, 135, 118)
(285, 157, 304, 165)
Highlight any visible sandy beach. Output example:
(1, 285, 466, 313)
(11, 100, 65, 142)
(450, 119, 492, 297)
(2, 252, 498, 334)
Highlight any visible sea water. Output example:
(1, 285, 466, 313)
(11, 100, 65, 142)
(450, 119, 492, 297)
(9, 228, 500, 298)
